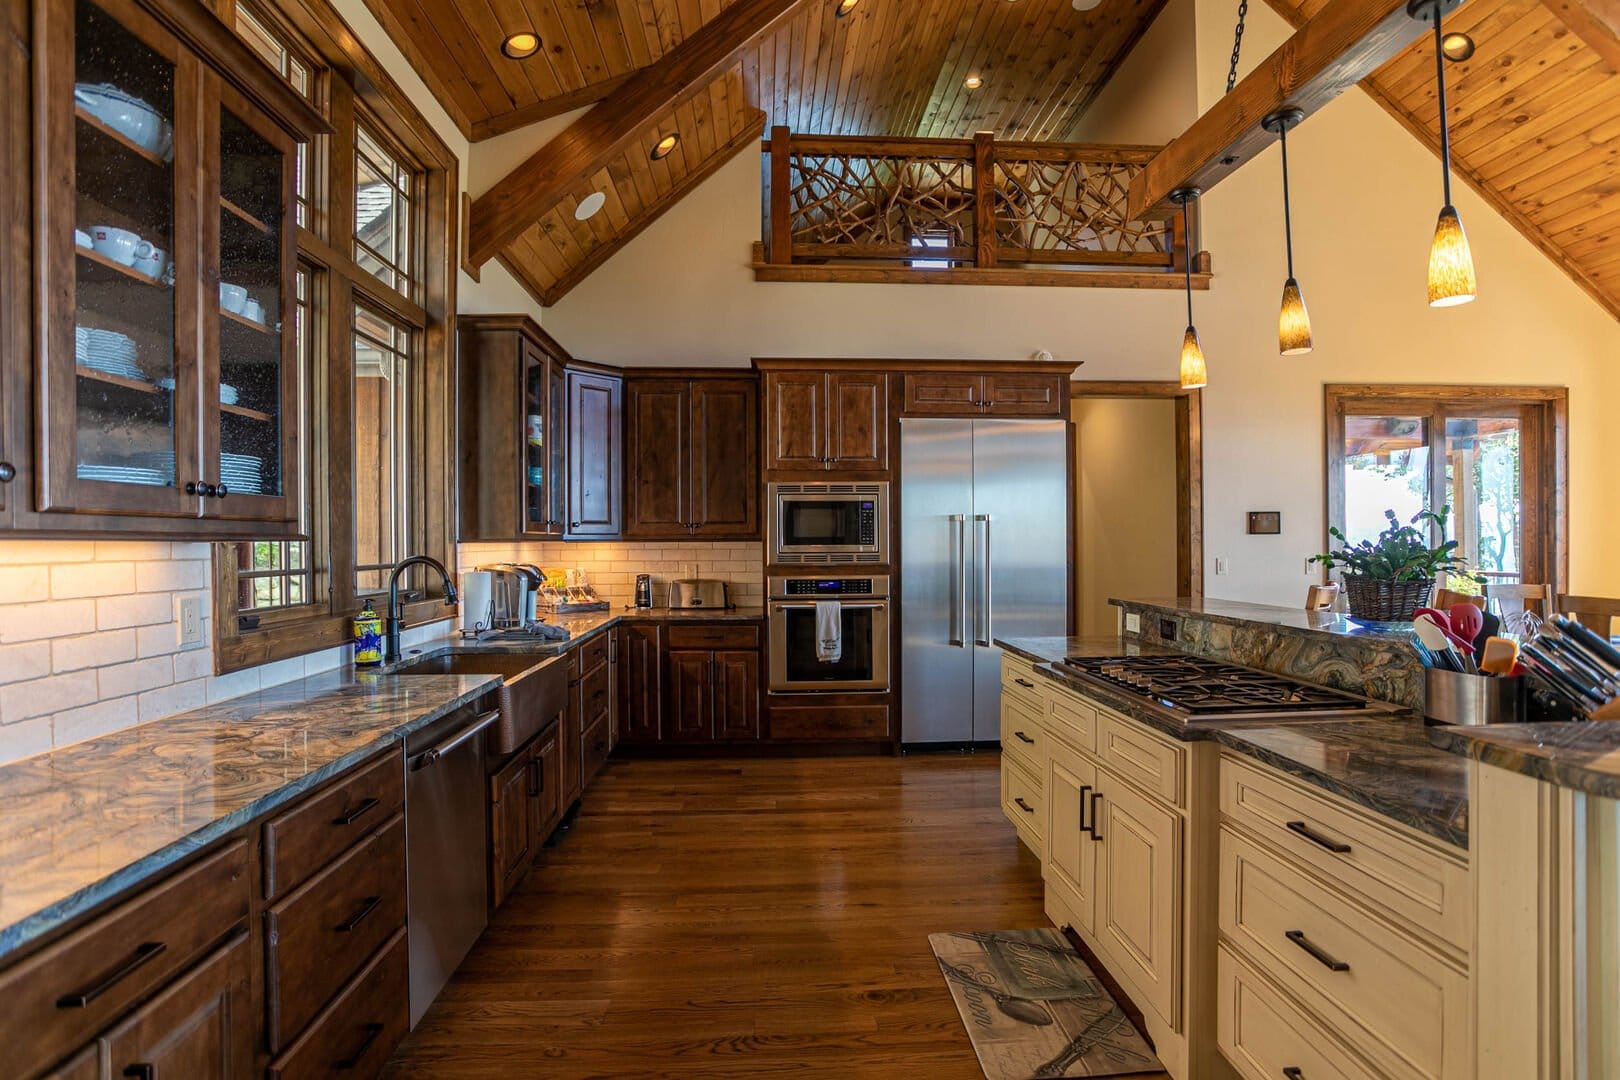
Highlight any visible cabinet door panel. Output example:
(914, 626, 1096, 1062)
(101, 933, 252, 1080)
(665, 650, 713, 742)
(1095, 772, 1180, 1026)
(982, 373, 1065, 416)
(617, 625, 662, 742)
(1044, 744, 1097, 936)
(489, 750, 534, 909)
(764, 372, 824, 469)
(902, 373, 981, 415)
(0, 2, 25, 524)
(566, 370, 621, 536)
(713, 650, 760, 740)
(562, 671, 582, 806)
(688, 379, 758, 536)
(827, 373, 887, 468)
(532, 729, 562, 841)
(624, 379, 689, 536)
(520, 344, 553, 535)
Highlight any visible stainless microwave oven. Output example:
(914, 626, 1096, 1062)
(768, 482, 888, 565)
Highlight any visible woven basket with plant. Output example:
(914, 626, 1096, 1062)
(1310, 507, 1482, 622)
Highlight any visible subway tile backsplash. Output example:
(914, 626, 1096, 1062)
(456, 540, 764, 608)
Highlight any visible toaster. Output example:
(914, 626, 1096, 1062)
(667, 579, 729, 609)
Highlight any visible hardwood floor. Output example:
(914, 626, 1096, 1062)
(384, 753, 1054, 1077)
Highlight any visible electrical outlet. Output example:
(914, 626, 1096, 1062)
(1124, 612, 1141, 634)
(1215, 557, 1230, 576)
(178, 596, 203, 647)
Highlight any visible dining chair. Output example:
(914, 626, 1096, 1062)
(1556, 594, 1620, 638)
(1485, 582, 1552, 617)
(1305, 583, 1339, 611)
(1434, 588, 1485, 611)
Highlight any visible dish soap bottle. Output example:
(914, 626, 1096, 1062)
(353, 602, 383, 666)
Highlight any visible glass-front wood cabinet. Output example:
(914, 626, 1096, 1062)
(23, 0, 317, 534)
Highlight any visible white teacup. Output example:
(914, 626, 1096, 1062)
(241, 298, 264, 324)
(219, 283, 248, 314)
(91, 226, 140, 266)
(132, 240, 167, 280)
(74, 229, 93, 250)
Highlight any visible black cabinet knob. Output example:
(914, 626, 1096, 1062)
(571, 521, 580, 528)
(0, 461, 14, 482)
(214, 483, 228, 499)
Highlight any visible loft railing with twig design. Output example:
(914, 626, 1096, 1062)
(760, 128, 1198, 277)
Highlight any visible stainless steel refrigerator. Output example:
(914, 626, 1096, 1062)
(900, 418, 1069, 745)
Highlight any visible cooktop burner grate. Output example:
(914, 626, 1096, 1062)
(1057, 655, 1377, 716)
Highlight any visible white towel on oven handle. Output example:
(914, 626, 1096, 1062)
(815, 600, 842, 663)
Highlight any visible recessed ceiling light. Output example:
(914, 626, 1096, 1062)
(575, 192, 607, 220)
(964, 74, 983, 89)
(651, 133, 680, 160)
(500, 31, 540, 59)
(1072, 0, 1102, 10)
(1441, 31, 1476, 61)
(835, 0, 859, 16)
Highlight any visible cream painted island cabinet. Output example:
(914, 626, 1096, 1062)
(999, 648, 1477, 1080)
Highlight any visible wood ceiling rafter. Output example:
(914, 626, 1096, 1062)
(465, 0, 806, 268)
(1264, 0, 1620, 319)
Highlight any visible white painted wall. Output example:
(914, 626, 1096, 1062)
(544, 0, 1620, 605)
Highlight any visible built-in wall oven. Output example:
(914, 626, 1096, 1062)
(768, 575, 890, 692)
(768, 483, 887, 565)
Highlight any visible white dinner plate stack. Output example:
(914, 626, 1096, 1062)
(76, 463, 168, 486)
(75, 327, 145, 381)
(220, 453, 264, 495)
(220, 383, 240, 406)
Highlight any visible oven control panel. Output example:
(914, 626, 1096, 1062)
(785, 578, 873, 596)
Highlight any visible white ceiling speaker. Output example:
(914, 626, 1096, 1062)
(575, 191, 607, 220)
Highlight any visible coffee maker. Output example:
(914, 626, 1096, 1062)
(634, 574, 653, 610)
(476, 564, 543, 627)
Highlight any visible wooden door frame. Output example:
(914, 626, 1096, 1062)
(1324, 384, 1570, 598)
(1069, 381, 1205, 601)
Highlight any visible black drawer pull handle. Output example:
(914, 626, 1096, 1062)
(1090, 792, 1104, 842)
(1286, 929, 1350, 972)
(1286, 820, 1351, 854)
(1283, 1069, 1305, 1080)
(1014, 677, 1036, 689)
(0, 461, 15, 482)
(528, 758, 542, 797)
(1078, 784, 1092, 835)
(333, 797, 379, 826)
(336, 1022, 386, 1069)
(1014, 797, 1035, 814)
(335, 896, 382, 933)
(1014, 730, 1035, 744)
(123, 1067, 155, 1080)
(57, 942, 166, 1008)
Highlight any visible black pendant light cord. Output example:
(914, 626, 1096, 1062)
(1432, 0, 1454, 206)
(1182, 199, 1194, 325)
(1279, 123, 1295, 279)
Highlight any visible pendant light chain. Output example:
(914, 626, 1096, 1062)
(1226, 0, 1248, 93)
(1431, 1, 1453, 206)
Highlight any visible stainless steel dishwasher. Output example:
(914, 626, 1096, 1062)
(405, 700, 500, 1027)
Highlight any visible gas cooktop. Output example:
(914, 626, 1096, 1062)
(1057, 654, 1385, 720)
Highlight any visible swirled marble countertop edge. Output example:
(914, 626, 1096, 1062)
(392, 605, 767, 662)
(0, 669, 503, 963)
(997, 636, 1469, 849)
(1108, 596, 1417, 642)
(1428, 723, 1620, 799)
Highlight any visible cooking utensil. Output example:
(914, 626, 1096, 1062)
(1543, 634, 1620, 697)
(1416, 608, 1478, 655)
(1415, 614, 1473, 673)
(1521, 642, 1608, 709)
(1479, 637, 1519, 676)
(1552, 615, 1620, 673)
(1448, 603, 1484, 646)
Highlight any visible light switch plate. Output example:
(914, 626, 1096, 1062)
(178, 596, 203, 647)
(1124, 612, 1141, 633)
(1215, 557, 1230, 575)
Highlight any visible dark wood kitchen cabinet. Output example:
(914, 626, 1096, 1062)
(763, 370, 887, 472)
(902, 371, 1066, 417)
(623, 375, 757, 539)
(488, 723, 560, 909)
(617, 623, 664, 744)
(565, 367, 622, 537)
(5, 0, 324, 537)
(101, 932, 254, 1080)
(458, 314, 571, 540)
(621, 622, 762, 745)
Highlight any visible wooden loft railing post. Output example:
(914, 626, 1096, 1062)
(973, 131, 997, 269)
(768, 125, 793, 265)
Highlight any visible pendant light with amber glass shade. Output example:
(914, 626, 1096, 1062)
(1412, 0, 1476, 306)
(1263, 108, 1312, 354)
(1169, 188, 1206, 390)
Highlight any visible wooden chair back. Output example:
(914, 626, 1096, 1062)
(1434, 588, 1485, 612)
(1305, 583, 1339, 611)
(1485, 582, 1552, 617)
(1556, 595, 1620, 638)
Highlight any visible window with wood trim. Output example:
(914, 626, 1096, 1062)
(211, 0, 458, 674)
(1325, 385, 1569, 598)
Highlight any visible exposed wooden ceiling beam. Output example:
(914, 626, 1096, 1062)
(470, 74, 635, 142)
(465, 0, 806, 268)
(1126, 0, 1467, 218)
(1540, 0, 1620, 72)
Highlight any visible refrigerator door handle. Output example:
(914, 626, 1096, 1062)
(948, 514, 966, 647)
(974, 513, 992, 647)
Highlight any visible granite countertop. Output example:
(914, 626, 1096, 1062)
(997, 635, 1469, 849)
(1429, 723, 1620, 799)
(0, 669, 501, 962)
(1113, 596, 1415, 643)
(395, 605, 767, 662)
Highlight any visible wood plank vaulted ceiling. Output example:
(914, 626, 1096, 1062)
(364, 0, 1168, 303)
(1265, 0, 1620, 320)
